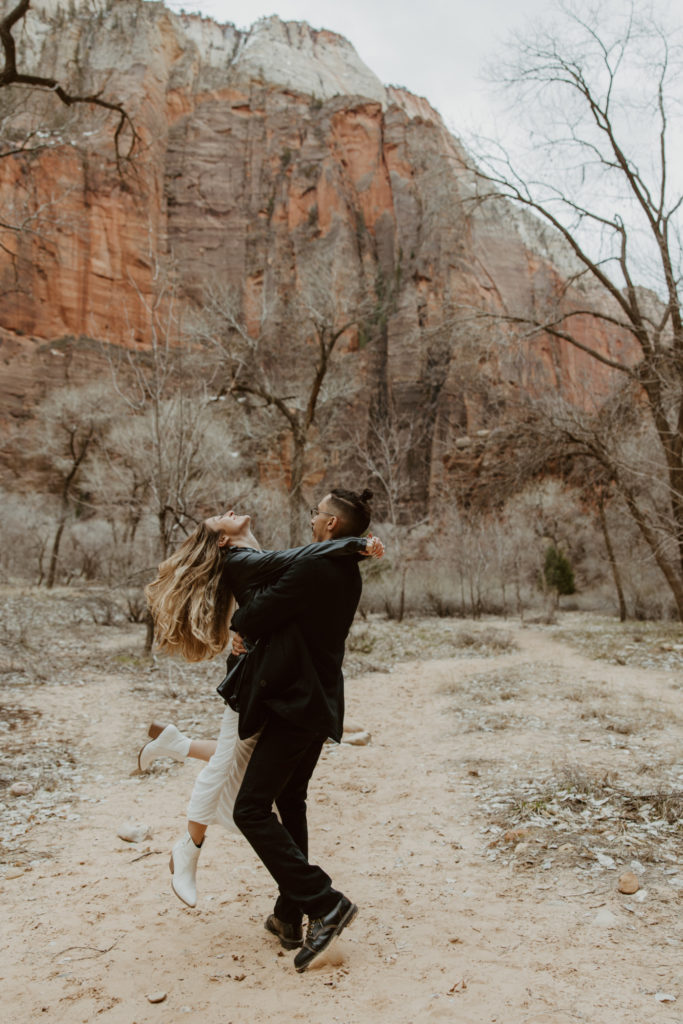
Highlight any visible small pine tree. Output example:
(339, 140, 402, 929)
(544, 545, 575, 596)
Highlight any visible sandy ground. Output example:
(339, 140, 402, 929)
(1, 613, 682, 1024)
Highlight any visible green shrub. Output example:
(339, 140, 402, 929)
(544, 545, 575, 596)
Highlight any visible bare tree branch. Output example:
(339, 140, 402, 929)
(0, 0, 138, 166)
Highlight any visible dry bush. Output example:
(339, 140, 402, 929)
(0, 489, 56, 583)
(58, 517, 118, 583)
(237, 485, 296, 551)
(359, 482, 615, 622)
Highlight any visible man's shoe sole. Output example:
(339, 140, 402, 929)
(265, 916, 303, 950)
(295, 902, 358, 973)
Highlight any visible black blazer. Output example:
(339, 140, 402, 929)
(229, 540, 366, 741)
(222, 538, 366, 741)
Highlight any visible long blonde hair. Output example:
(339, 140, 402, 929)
(145, 523, 234, 662)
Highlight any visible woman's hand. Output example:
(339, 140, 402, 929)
(231, 632, 247, 656)
(363, 534, 385, 559)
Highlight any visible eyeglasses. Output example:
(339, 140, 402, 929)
(310, 507, 335, 519)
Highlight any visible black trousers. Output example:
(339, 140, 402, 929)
(233, 714, 341, 923)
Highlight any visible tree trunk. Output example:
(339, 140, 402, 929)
(144, 610, 155, 654)
(158, 509, 172, 560)
(514, 569, 524, 623)
(288, 435, 306, 547)
(397, 564, 407, 623)
(598, 499, 627, 622)
(622, 489, 683, 621)
(46, 513, 67, 589)
(544, 587, 559, 625)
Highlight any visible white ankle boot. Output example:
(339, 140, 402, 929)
(138, 724, 191, 772)
(170, 832, 202, 907)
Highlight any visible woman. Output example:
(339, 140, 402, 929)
(143, 498, 382, 908)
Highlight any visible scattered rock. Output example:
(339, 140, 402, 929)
(342, 731, 371, 746)
(9, 782, 33, 797)
(488, 828, 531, 849)
(342, 720, 364, 734)
(514, 842, 531, 854)
(558, 843, 576, 853)
(146, 992, 167, 1004)
(117, 821, 152, 843)
(618, 871, 639, 894)
(593, 908, 618, 927)
(596, 852, 616, 869)
(504, 828, 530, 844)
(655, 993, 676, 1003)
(5, 867, 24, 879)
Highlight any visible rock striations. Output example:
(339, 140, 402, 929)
(0, 0, 630, 502)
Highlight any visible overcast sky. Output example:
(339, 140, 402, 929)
(160, 0, 551, 137)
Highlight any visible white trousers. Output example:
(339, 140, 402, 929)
(186, 704, 258, 834)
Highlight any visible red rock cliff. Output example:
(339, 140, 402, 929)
(0, 0, 631, 500)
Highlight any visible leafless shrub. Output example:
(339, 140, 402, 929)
(564, 689, 587, 702)
(0, 596, 39, 650)
(346, 626, 375, 654)
(124, 589, 148, 624)
(453, 627, 516, 653)
(636, 791, 683, 826)
(557, 765, 619, 798)
(0, 703, 41, 729)
(0, 488, 55, 583)
(84, 595, 126, 627)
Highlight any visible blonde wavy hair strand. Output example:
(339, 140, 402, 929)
(145, 523, 234, 662)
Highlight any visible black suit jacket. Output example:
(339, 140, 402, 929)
(230, 546, 363, 742)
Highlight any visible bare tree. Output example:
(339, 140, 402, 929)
(105, 282, 249, 562)
(0, 0, 138, 303)
(202, 267, 374, 545)
(463, 0, 683, 618)
(24, 382, 113, 588)
(595, 484, 627, 622)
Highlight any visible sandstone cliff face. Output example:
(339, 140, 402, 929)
(0, 0, 629, 501)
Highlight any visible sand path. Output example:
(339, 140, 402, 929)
(1, 624, 681, 1023)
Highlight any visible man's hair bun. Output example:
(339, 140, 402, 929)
(328, 486, 374, 535)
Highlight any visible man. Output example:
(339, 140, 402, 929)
(230, 487, 378, 973)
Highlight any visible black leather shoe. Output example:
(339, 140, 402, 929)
(294, 897, 358, 972)
(265, 914, 303, 950)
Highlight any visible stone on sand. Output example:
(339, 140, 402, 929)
(618, 871, 640, 894)
(9, 782, 33, 797)
(593, 908, 618, 927)
(117, 821, 152, 843)
(342, 731, 371, 746)
(146, 992, 167, 1004)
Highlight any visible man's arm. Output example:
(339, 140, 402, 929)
(230, 559, 315, 639)
(225, 536, 370, 591)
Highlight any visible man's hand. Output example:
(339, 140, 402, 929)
(231, 632, 247, 657)
(362, 534, 384, 559)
